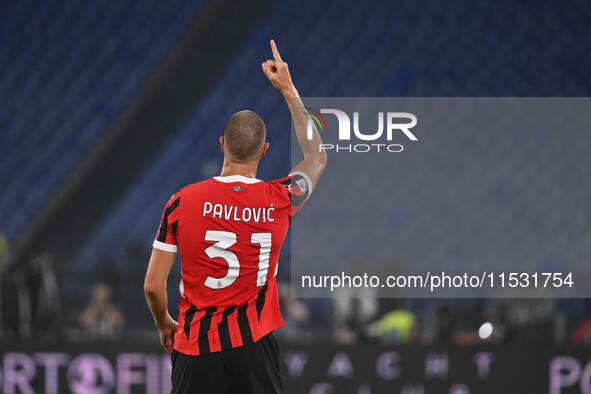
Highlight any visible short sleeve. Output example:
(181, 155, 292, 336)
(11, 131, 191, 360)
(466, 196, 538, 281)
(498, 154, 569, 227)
(278, 171, 312, 216)
(153, 191, 181, 252)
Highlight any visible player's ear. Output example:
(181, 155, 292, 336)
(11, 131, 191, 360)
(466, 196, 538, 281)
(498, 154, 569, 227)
(220, 136, 225, 152)
(261, 142, 270, 157)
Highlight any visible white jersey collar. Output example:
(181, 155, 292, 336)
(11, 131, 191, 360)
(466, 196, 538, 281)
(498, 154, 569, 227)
(213, 175, 262, 184)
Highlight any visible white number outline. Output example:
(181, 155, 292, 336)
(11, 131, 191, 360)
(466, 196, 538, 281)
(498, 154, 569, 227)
(204, 230, 272, 289)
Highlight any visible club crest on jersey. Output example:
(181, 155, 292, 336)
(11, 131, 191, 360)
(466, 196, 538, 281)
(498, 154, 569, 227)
(231, 186, 244, 192)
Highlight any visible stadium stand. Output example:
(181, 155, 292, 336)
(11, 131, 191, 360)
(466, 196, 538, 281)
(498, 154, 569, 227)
(2, 0, 589, 341)
(77, 0, 590, 259)
(69, 0, 591, 330)
(0, 0, 203, 240)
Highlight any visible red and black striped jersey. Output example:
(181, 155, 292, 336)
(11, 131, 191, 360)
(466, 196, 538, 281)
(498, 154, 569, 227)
(153, 173, 311, 356)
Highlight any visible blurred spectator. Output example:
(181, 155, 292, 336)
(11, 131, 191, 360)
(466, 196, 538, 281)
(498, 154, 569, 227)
(276, 282, 312, 342)
(571, 317, 591, 344)
(451, 301, 485, 345)
(79, 283, 124, 340)
(279, 283, 310, 324)
(332, 289, 379, 344)
(437, 303, 457, 344)
(502, 298, 554, 344)
(377, 309, 420, 344)
(436, 301, 491, 345)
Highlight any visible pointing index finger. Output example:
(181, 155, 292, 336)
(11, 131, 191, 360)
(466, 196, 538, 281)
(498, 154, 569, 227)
(270, 39, 282, 62)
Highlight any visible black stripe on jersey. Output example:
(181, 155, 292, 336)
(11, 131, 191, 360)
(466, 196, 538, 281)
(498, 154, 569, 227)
(217, 305, 236, 350)
(170, 220, 178, 237)
(166, 197, 181, 216)
(237, 303, 253, 345)
(184, 304, 197, 340)
(157, 196, 180, 242)
(289, 192, 307, 209)
(255, 283, 268, 321)
(198, 307, 216, 354)
(156, 215, 168, 242)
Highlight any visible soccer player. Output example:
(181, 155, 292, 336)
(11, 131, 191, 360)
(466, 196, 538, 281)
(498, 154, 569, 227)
(144, 40, 326, 393)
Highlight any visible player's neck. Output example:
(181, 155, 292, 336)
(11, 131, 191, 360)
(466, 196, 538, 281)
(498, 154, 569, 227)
(219, 159, 258, 179)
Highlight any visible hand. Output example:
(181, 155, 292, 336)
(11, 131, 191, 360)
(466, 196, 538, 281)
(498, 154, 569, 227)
(262, 39, 297, 97)
(157, 315, 178, 353)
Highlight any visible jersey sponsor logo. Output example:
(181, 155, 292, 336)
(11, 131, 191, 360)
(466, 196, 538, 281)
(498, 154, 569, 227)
(231, 186, 244, 192)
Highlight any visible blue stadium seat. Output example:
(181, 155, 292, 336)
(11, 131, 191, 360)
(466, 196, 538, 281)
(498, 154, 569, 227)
(42, 0, 591, 308)
(0, 0, 204, 239)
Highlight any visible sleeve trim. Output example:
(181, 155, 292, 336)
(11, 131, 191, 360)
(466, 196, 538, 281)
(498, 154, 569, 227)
(289, 171, 314, 195)
(153, 240, 178, 253)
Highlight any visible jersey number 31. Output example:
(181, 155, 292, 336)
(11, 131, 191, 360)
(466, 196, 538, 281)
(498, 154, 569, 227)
(204, 230, 272, 289)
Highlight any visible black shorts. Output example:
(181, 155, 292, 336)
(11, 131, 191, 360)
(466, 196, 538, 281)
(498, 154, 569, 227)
(171, 332, 284, 394)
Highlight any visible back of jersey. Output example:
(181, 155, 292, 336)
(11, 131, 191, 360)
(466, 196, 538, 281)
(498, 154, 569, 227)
(153, 173, 309, 355)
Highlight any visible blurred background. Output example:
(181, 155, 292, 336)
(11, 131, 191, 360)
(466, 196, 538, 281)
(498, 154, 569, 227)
(0, 0, 590, 392)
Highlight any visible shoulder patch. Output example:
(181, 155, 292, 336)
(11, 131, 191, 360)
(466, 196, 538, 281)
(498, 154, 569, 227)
(295, 177, 308, 193)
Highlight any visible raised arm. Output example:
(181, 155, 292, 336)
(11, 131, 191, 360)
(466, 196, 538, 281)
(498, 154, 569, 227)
(262, 39, 327, 191)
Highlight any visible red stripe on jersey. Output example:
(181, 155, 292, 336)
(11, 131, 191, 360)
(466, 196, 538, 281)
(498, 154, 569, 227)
(174, 303, 199, 356)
